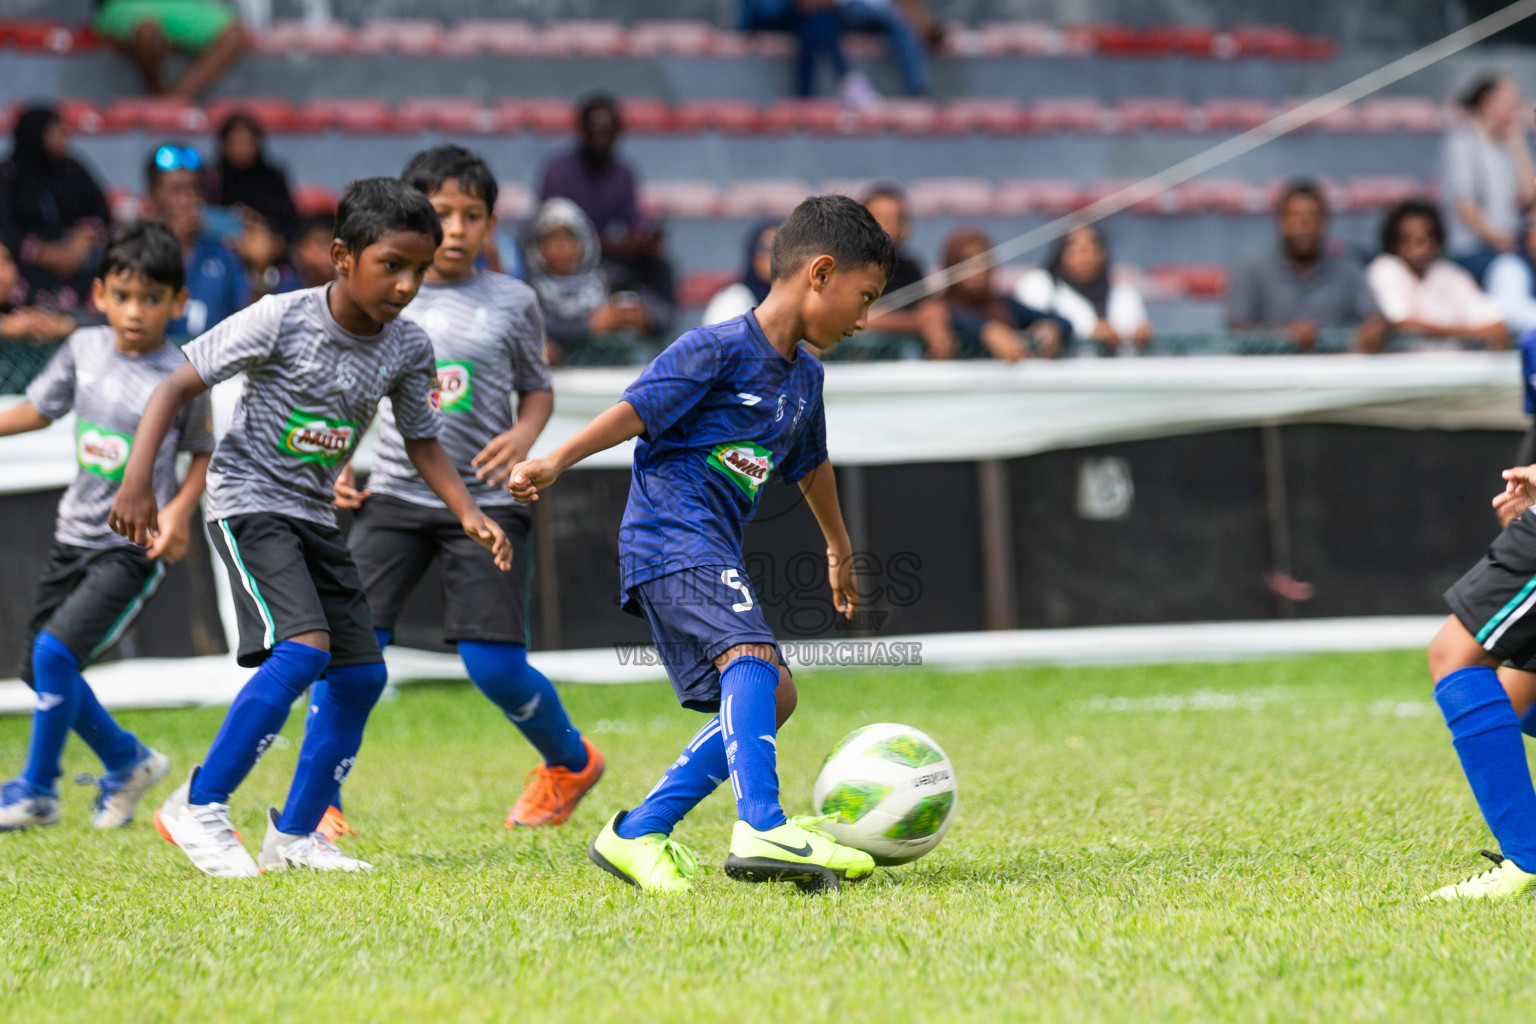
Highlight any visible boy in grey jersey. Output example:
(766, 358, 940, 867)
(320, 147, 602, 836)
(110, 179, 512, 878)
(0, 222, 211, 831)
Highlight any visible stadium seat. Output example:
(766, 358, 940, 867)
(393, 99, 496, 134)
(1341, 175, 1430, 212)
(1356, 97, 1448, 133)
(1146, 24, 1218, 56)
(721, 180, 813, 217)
(1083, 178, 1174, 214)
(538, 21, 627, 57)
(680, 270, 737, 308)
(105, 186, 143, 222)
(1088, 23, 1176, 56)
(351, 20, 445, 55)
(906, 178, 997, 216)
(674, 100, 766, 134)
(494, 182, 534, 221)
(819, 178, 882, 200)
(640, 181, 723, 219)
(862, 100, 942, 135)
(0, 20, 94, 53)
(762, 99, 855, 134)
(101, 98, 206, 133)
(618, 98, 676, 134)
(628, 21, 722, 57)
(204, 98, 302, 133)
(1031, 98, 1109, 133)
(297, 98, 392, 133)
(1175, 178, 1261, 214)
(292, 184, 339, 216)
(253, 20, 355, 54)
(495, 99, 577, 134)
(52, 98, 105, 134)
(1167, 263, 1230, 298)
(935, 98, 1029, 134)
(1198, 98, 1274, 132)
(441, 20, 539, 56)
(994, 179, 1085, 216)
(1115, 98, 1195, 133)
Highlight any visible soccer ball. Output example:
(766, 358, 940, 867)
(811, 723, 957, 866)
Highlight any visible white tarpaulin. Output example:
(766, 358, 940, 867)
(0, 352, 1524, 493)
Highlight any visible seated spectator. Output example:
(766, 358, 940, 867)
(1485, 215, 1536, 336)
(282, 213, 337, 292)
(862, 184, 954, 357)
(523, 198, 664, 365)
(940, 227, 1067, 362)
(0, 106, 110, 322)
(1367, 198, 1508, 349)
(211, 113, 299, 240)
(703, 219, 777, 325)
(143, 142, 248, 338)
(1016, 223, 1152, 355)
(1228, 181, 1387, 352)
(1438, 73, 1536, 282)
(738, 0, 936, 102)
(94, 0, 248, 100)
(0, 236, 75, 344)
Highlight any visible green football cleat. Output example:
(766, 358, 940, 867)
(587, 810, 700, 893)
(724, 815, 876, 893)
(1428, 850, 1536, 902)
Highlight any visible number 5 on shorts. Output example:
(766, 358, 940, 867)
(720, 568, 754, 613)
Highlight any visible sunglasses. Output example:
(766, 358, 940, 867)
(154, 144, 203, 172)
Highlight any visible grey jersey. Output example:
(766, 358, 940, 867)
(184, 286, 441, 527)
(27, 327, 214, 550)
(369, 270, 552, 508)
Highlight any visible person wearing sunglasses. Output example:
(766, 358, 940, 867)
(143, 143, 248, 340)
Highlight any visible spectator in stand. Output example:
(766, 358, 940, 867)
(1367, 198, 1508, 349)
(1016, 223, 1152, 356)
(93, 0, 248, 100)
(143, 142, 248, 339)
(1228, 181, 1388, 352)
(1438, 73, 1536, 282)
(1485, 214, 1536, 336)
(862, 184, 954, 357)
(0, 106, 111, 324)
(0, 236, 75, 344)
(210, 113, 300, 298)
(738, 0, 936, 103)
(940, 227, 1066, 362)
(523, 198, 664, 365)
(281, 212, 337, 292)
(703, 219, 778, 325)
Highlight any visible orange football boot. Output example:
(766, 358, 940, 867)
(505, 738, 605, 828)
(316, 805, 355, 843)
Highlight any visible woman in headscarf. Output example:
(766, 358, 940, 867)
(210, 113, 300, 297)
(702, 218, 777, 326)
(0, 106, 111, 316)
(1015, 223, 1152, 354)
(941, 226, 1066, 361)
(523, 198, 660, 363)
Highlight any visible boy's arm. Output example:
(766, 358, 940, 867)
(507, 400, 644, 503)
(0, 401, 52, 437)
(145, 452, 211, 563)
(797, 458, 858, 620)
(108, 362, 208, 546)
(404, 436, 512, 571)
(472, 387, 554, 489)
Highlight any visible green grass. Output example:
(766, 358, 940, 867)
(2, 650, 1533, 1022)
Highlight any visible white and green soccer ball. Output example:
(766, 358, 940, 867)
(812, 723, 957, 866)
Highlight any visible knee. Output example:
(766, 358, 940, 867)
(775, 669, 798, 727)
(324, 662, 389, 709)
(1428, 616, 1492, 684)
(215, 22, 249, 52)
(130, 21, 165, 50)
(31, 632, 79, 680)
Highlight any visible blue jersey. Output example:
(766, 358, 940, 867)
(618, 311, 829, 598)
(171, 236, 249, 340)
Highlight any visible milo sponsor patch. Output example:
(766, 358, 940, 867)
(435, 359, 473, 413)
(278, 409, 357, 465)
(707, 441, 774, 498)
(76, 419, 132, 481)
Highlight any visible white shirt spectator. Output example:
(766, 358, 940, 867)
(701, 282, 758, 327)
(1438, 125, 1523, 258)
(1013, 267, 1149, 342)
(1485, 252, 1536, 336)
(1365, 253, 1503, 331)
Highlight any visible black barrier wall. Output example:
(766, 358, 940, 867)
(0, 423, 1522, 670)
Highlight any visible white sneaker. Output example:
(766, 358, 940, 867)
(257, 806, 372, 873)
(80, 747, 172, 829)
(840, 70, 880, 108)
(153, 767, 259, 878)
(0, 778, 61, 831)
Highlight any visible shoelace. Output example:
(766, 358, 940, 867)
(520, 765, 567, 807)
(1455, 849, 1509, 886)
(655, 837, 700, 879)
(74, 772, 127, 813)
(191, 802, 243, 850)
(788, 813, 839, 842)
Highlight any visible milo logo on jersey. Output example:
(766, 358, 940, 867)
(76, 419, 132, 481)
(278, 409, 357, 466)
(435, 360, 473, 413)
(707, 441, 775, 498)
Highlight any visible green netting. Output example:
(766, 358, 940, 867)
(0, 341, 62, 394)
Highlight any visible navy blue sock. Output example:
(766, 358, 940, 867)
(616, 716, 729, 838)
(1436, 665, 1536, 871)
(304, 629, 391, 811)
(191, 640, 330, 805)
(719, 655, 786, 831)
(22, 632, 86, 793)
(278, 661, 387, 835)
(459, 640, 587, 771)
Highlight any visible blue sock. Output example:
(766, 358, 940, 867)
(719, 655, 785, 831)
(304, 629, 390, 811)
(191, 640, 330, 806)
(459, 640, 587, 771)
(278, 661, 387, 834)
(616, 717, 729, 838)
(22, 633, 85, 793)
(72, 686, 143, 775)
(1436, 665, 1536, 871)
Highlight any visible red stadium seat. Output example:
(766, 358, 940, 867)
(935, 98, 1029, 134)
(255, 20, 354, 54)
(1285, 97, 1359, 133)
(298, 99, 392, 133)
(1115, 98, 1194, 133)
(351, 19, 445, 54)
(1198, 98, 1274, 132)
(628, 21, 721, 57)
(2, 20, 92, 53)
(742, 31, 798, 59)
(1146, 24, 1217, 56)
(1087, 23, 1174, 56)
(721, 180, 813, 217)
(1149, 263, 1229, 298)
(995, 179, 1086, 216)
(442, 20, 538, 56)
(292, 184, 339, 216)
(538, 21, 627, 57)
(680, 270, 737, 308)
(762, 99, 853, 134)
(640, 181, 723, 219)
(1341, 176, 1429, 212)
(1175, 178, 1261, 214)
(496, 99, 577, 135)
(106, 187, 144, 223)
(1355, 97, 1447, 133)
(1031, 98, 1108, 133)
(394, 99, 497, 133)
(494, 182, 534, 221)
(618, 98, 675, 134)
(101, 98, 207, 133)
(1082, 178, 1173, 214)
(863, 99, 941, 134)
(674, 100, 765, 134)
(52, 98, 105, 134)
(204, 99, 302, 133)
(819, 178, 882, 200)
(906, 178, 997, 216)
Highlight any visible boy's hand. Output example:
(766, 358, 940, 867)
(1494, 465, 1536, 520)
(508, 456, 560, 503)
(462, 510, 512, 571)
(829, 546, 858, 620)
(145, 510, 192, 563)
(333, 463, 370, 509)
(108, 482, 161, 548)
(472, 430, 530, 490)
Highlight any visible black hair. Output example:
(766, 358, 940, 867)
(579, 94, 621, 133)
(860, 181, 909, 208)
(295, 211, 335, 241)
(1460, 73, 1509, 112)
(217, 111, 263, 148)
(401, 145, 499, 213)
(335, 177, 442, 257)
(98, 220, 185, 291)
(143, 141, 203, 192)
(770, 194, 897, 282)
(1278, 178, 1328, 216)
(1379, 198, 1445, 255)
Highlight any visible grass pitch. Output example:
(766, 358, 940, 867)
(2, 650, 1534, 1022)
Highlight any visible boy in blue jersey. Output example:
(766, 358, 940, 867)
(509, 195, 895, 893)
(0, 221, 212, 831)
